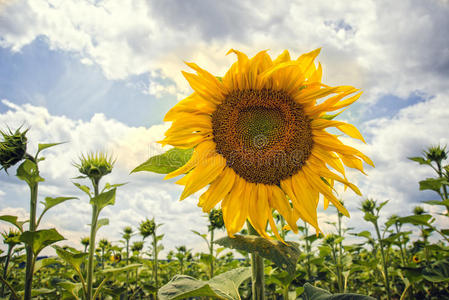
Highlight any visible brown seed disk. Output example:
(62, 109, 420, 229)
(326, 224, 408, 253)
(211, 89, 313, 185)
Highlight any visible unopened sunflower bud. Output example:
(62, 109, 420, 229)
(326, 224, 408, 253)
(74, 152, 115, 181)
(208, 209, 224, 230)
(0, 127, 28, 172)
(1, 229, 21, 246)
(139, 218, 156, 238)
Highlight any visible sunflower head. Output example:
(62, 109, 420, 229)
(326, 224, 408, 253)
(412, 255, 421, 263)
(161, 49, 372, 239)
(80, 237, 90, 247)
(0, 127, 28, 173)
(122, 226, 133, 240)
(74, 152, 115, 182)
(110, 253, 121, 263)
(131, 241, 144, 253)
(99, 238, 110, 249)
(423, 145, 447, 164)
(139, 218, 156, 238)
(1, 229, 21, 246)
(208, 209, 224, 230)
(413, 206, 425, 216)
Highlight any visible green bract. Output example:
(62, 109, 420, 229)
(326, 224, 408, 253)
(208, 209, 224, 230)
(139, 218, 156, 238)
(0, 127, 28, 172)
(74, 152, 115, 181)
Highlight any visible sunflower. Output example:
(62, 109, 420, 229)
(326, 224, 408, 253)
(160, 49, 373, 239)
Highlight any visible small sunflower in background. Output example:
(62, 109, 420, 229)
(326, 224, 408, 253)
(412, 255, 421, 263)
(161, 49, 373, 239)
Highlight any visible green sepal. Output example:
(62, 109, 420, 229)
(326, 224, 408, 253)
(131, 148, 194, 174)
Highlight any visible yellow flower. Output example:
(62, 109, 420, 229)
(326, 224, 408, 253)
(161, 49, 373, 239)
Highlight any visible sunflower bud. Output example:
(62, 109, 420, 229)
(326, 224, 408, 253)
(423, 145, 448, 164)
(74, 152, 115, 181)
(361, 199, 376, 214)
(208, 209, 224, 230)
(80, 237, 90, 247)
(131, 241, 144, 252)
(0, 127, 28, 172)
(139, 218, 156, 239)
(1, 229, 21, 246)
(413, 206, 425, 215)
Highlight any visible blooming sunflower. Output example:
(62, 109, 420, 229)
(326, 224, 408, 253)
(160, 49, 373, 239)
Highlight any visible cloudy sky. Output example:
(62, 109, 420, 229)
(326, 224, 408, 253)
(0, 0, 448, 256)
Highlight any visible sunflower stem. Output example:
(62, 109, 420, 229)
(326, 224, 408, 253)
(24, 167, 38, 300)
(374, 220, 391, 300)
(247, 221, 265, 300)
(86, 179, 99, 300)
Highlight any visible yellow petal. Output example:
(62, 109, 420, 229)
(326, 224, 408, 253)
(268, 185, 298, 233)
(180, 154, 226, 200)
(248, 184, 270, 238)
(199, 167, 236, 212)
(222, 175, 248, 237)
(312, 120, 365, 143)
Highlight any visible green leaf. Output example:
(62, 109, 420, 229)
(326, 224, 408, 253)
(73, 182, 92, 197)
(192, 230, 209, 245)
(419, 178, 448, 192)
(41, 196, 77, 212)
(16, 159, 44, 186)
(158, 267, 251, 300)
(20, 229, 65, 255)
(0, 215, 26, 232)
(215, 235, 300, 275)
(408, 156, 430, 165)
(36, 142, 64, 156)
(422, 259, 449, 283)
(54, 246, 88, 274)
(96, 218, 109, 232)
(34, 257, 61, 274)
(102, 182, 127, 192)
(38, 197, 78, 224)
(303, 283, 375, 299)
(398, 215, 432, 226)
(58, 281, 82, 300)
(423, 199, 449, 206)
(90, 188, 116, 211)
(131, 148, 194, 174)
(441, 229, 449, 236)
(356, 231, 372, 239)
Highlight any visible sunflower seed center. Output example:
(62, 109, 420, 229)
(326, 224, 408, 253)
(212, 89, 313, 185)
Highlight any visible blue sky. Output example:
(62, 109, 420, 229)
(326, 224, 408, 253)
(0, 0, 448, 255)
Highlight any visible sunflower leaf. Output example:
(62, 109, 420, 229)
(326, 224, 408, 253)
(303, 283, 375, 299)
(20, 229, 65, 256)
(158, 267, 250, 300)
(215, 235, 300, 275)
(131, 148, 194, 174)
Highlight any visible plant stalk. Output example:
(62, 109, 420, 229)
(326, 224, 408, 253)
(86, 180, 99, 300)
(374, 221, 391, 300)
(1, 245, 12, 297)
(153, 231, 159, 299)
(247, 221, 265, 300)
(210, 228, 214, 279)
(24, 182, 38, 300)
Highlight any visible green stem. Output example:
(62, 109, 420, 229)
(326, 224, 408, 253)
(24, 182, 38, 300)
(247, 221, 265, 300)
(283, 284, 289, 300)
(153, 232, 159, 299)
(1, 245, 12, 297)
(86, 180, 99, 300)
(126, 238, 130, 298)
(331, 245, 343, 293)
(304, 222, 311, 281)
(210, 228, 214, 279)
(374, 221, 391, 300)
(436, 162, 449, 216)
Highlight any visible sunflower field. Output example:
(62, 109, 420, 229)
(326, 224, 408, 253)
(1, 49, 449, 300)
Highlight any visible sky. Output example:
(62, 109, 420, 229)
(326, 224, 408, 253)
(0, 0, 448, 257)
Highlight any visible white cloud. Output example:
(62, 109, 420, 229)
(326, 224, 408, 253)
(0, 99, 213, 255)
(1, 0, 448, 101)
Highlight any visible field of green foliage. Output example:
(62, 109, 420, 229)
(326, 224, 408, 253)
(1, 128, 449, 300)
